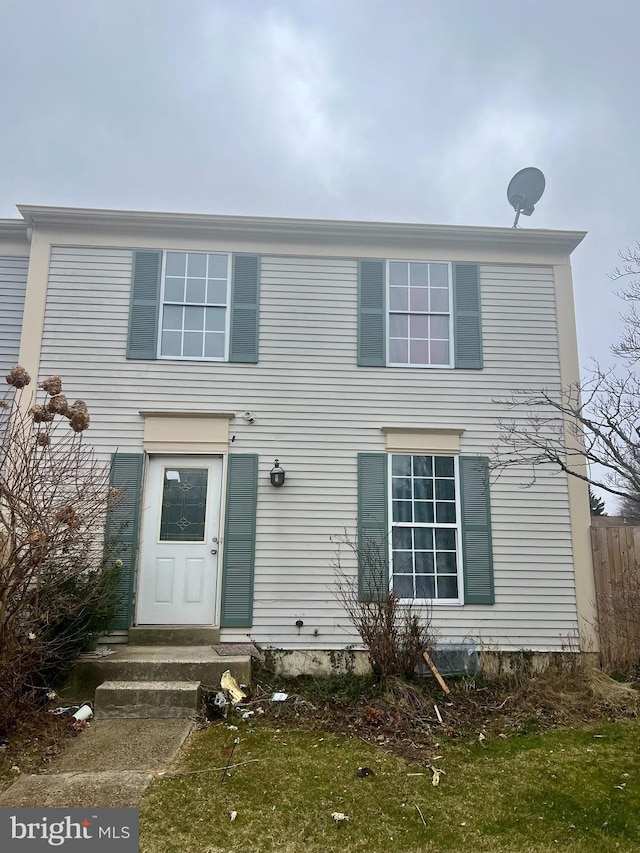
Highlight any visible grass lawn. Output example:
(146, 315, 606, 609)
(139, 718, 640, 853)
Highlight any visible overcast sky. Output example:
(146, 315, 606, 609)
(2, 0, 639, 369)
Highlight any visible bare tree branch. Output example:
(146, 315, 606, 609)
(611, 242, 640, 364)
(492, 367, 640, 507)
(331, 531, 437, 681)
(490, 244, 640, 509)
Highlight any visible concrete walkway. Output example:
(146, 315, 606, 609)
(0, 719, 192, 807)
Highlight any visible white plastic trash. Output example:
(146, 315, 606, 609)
(72, 703, 93, 722)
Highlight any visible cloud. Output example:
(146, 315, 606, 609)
(409, 71, 588, 226)
(244, 14, 355, 190)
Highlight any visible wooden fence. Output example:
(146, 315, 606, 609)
(591, 517, 640, 671)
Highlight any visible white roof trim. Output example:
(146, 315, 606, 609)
(0, 219, 29, 237)
(16, 205, 586, 254)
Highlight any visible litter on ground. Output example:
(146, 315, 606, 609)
(220, 670, 247, 704)
(270, 692, 289, 702)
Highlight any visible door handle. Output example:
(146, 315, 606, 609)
(211, 548, 217, 555)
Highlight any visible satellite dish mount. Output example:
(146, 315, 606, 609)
(507, 167, 546, 227)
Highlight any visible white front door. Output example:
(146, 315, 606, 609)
(137, 456, 222, 625)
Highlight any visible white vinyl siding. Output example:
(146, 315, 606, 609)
(39, 248, 576, 651)
(0, 255, 28, 379)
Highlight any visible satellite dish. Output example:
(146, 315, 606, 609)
(507, 167, 546, 227)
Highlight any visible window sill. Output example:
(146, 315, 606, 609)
(387, 362, 454, 369)
(157, 355, 227, 362)
(398, 598, 464, 606)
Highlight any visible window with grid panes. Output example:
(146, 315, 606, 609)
(390, 454, 461, 601)
(388, 261, 451, 367)
(160, 251, 230, 359)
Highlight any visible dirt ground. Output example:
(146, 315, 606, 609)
(0, 712, 82, 792)
(4, 662, 638, 786)
(229, 665, 640, 764)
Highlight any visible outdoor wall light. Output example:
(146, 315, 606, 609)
(270, 459, 285, 487)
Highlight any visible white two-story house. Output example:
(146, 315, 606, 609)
(0, 206, 597, 664)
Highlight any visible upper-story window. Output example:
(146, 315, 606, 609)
(357, 259, 481, 370)
(159, 252, 231, 360)
(387, 261, 452, 367)
(127, 249, 258, 363)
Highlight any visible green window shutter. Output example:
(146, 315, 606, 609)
(453, 262, 483, 369)
(357, 453, 389, 600)
(104, 453, 144, 629)
(230, 254, 260, 363)
(221, 454, 258, 627)
(127, 250, 162, 359)
(358, 260, 386, 366)
(460, 456, 494, 604)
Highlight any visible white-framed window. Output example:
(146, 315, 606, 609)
(387, 261, 452, 368)
(159, 251, 231, 360)
(389, 453, 462, 603)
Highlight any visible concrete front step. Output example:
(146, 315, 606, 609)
(127, 627, 221, 645)
(95, 680, 201, 719)
(60, 646, 251, 701)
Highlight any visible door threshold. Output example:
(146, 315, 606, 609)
(128, 626, 221, 646)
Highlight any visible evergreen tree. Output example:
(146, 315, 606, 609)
(618, 492, 640, 519)
(590, 488, 607, 516)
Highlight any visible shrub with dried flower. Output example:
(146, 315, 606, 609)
(38, 375, 62, 396)
(5, 366, 31, 389)
(29, 405, 55, 424)
(46, 394, 68, 416)
(67, 400, 90, 433)
(0, 368, 120, 733)
(55, 505, 82, 529)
